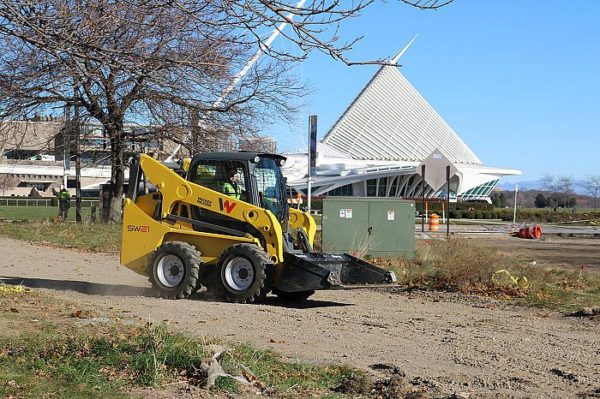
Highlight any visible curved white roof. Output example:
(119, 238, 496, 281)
(321, 65, 481, 165)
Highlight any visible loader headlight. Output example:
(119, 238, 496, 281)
(252, 155, 260, 163)
(279, 159, 286, 166)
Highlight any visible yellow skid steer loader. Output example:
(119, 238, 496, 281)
(120, 152, 396, 303)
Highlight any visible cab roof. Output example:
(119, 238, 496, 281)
(190, 151, 286, 163)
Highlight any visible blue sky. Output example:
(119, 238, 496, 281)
(265, 0, 600, 183)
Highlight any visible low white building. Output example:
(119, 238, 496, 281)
(0, 159, 113, 197)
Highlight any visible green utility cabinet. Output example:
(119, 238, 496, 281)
(322, 197, 415, 258)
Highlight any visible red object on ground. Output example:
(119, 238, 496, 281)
(517, 225, 542, 239)
(517, 227, 528, 238)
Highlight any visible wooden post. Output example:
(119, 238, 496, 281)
(421, 164, 426, 233)
(442, 201, 445, 225)
(74, 87, 82, 223)
(307, 115, 317, 213)
(446, 165, 451, 238)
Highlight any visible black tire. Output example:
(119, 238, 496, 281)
(273, 289, 315, 302)
(149, 241, 201, 299)
(217, 244, 271, 304)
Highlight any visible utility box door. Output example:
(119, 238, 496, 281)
(368, 201, 415, 258)
(321, 201, 369, 253)
(322, 198, 415, 258)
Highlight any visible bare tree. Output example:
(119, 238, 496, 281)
(584, 175, 600, 210)
(0, 173, 17, 196)
(0, 119, 7, 159)
(0, 1, 302, 221)
(542, 175, 574, 210)
(160, 1, 452, 66)
(0, 0, 451, 221)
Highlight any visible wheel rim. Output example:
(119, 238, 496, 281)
(224, 257, 254, 292)
(156, 254, 185, 288)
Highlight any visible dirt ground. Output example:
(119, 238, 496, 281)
(1, 237, 599, 399)
(474, 236, 600, 272)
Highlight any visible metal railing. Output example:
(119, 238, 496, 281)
(0, 198, 99, 207)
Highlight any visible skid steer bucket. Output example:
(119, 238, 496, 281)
(275, 253, 397, 293)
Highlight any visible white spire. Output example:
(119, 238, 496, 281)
(391, 35, 418, 65)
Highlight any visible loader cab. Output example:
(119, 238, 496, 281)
(187, 152, 288, 224)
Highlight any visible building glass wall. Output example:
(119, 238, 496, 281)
(327, 184, 354, 196)
(458, 179, 499, 201)
(305, 176, 500, 202)
(366, 179, 377, 196)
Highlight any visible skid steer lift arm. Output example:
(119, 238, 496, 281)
(121, 154, 284, 274)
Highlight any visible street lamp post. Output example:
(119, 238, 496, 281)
(512, 184, 519, 228)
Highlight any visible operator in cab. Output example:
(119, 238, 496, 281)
(223, 168, 242, 200)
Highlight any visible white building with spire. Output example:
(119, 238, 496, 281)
(283, 42, 521, 202)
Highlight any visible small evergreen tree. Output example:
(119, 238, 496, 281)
(491, 192, 506, 208)
(534, 193, 547, 208)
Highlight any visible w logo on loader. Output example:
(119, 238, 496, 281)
(219, 198, 237, 214)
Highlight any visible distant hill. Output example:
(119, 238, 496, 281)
(498, 179, 587, 194)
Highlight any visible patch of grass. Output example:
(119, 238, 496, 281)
(373, 239, 600, 312)
(0, 286, 358, 398)
(0, 289, 127, 398)
(213, 375, 242, 394)
(0, 323, 187, 398)
(508, 207, 597, 214)
(523, 267, 600, 311)
(220, 344, 356, 395)
(0, 367, 125, 399)
(0, 221, 120, 252)
(0, 323, 355, 398)
(0, 205, 95, 221)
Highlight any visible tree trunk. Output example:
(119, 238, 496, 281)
(103, 119, 126, 222)
(74, 90, 82, 223)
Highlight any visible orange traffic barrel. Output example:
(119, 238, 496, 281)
(517, 227, 531, 239)
(517, 227, 529, 239)
(530, 225, 542, 239)
(517, 225, 542, 239)
(429, 213, 440, 232)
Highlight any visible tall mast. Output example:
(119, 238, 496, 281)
(391, 35, 418, 65)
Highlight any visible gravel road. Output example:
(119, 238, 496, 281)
(1, 237, 598, 398)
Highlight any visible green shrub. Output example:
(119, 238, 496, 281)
(449, 210, 462, 219)
(453, 202, 493, 211)
(499, 211, 512, 221)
